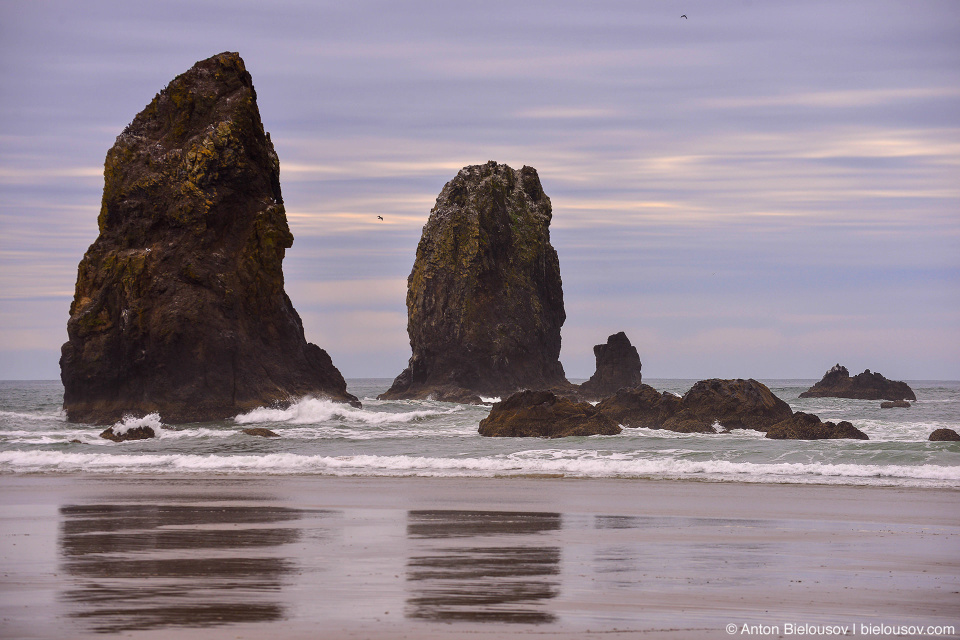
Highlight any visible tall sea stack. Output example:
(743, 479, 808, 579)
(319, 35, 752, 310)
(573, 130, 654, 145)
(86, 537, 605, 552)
(60, 52, 358, 424)
(380, 161, 569, 402)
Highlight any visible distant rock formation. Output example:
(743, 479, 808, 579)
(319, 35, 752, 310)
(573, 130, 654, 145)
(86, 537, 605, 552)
(478, 390, 621, 438)
(380, 161, 571, 402)
(880, 400, 911, 409)
(99, 425, 156, 442)
(665, 378, 794, 433)
(766, 412, 869, 440)
(577, 332, 643, 399)
(799, 365, 915, 401)
(929, 428, 960, 442)
(60, 52, 358, 424)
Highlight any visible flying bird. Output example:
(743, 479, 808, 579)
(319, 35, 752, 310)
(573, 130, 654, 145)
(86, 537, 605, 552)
(681, 14, 687, 19)
(377, 216, 383, 220)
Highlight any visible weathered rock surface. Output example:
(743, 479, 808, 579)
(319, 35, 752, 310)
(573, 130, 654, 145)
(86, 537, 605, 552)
(766, 412, 869, 440)
(880, 400, 911, 409)
(380, 161, 571, 402)
(478, 390, 621, 438)
(799, 365, 916, 401)
(664, 378, 794, 433)
(595, 385, 683, 429)
(60, 52, 358, 424)
(578, 332, 643, 399)
(242, 427, 280, 438)
(99, 425, 156, 442)
(929, 428, 960, 442)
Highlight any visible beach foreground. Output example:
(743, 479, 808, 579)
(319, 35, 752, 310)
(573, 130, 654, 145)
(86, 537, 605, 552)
(1, 475, 957, 639)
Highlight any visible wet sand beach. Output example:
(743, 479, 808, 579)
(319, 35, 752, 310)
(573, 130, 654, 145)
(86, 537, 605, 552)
(1, 475, 958, 639)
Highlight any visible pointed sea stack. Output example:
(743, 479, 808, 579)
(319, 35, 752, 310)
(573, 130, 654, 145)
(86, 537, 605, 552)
(799, 365, 915, 401)
(60, 52, 358, 424)
(380, 161, 570, 402)
(578, 331, 643, 399)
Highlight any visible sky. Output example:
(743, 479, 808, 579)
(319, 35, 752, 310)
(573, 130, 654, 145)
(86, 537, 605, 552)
(1, 0, 958, 382)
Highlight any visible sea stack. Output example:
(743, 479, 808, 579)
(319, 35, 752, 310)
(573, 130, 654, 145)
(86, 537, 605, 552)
(799, 365, 916, 401)
(578, 331, 643, 399)
(60, 52, 358, 424)
(380, 161, 570, 402)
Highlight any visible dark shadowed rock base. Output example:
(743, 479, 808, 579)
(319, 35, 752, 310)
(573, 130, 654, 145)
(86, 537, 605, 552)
(800, 365, 916, 401)
(594, 379, 792, 434)
(577, 332, 643, 400)
(666, 378, 793, 433)
(478, 390, 621, 438)
(99, 426, 156, 442)
(595, 385, 685, 430)
(929, 428, 960, 442)
(766, 412, 869, 440)
(242, 428, 280, 438)
(60, 52, 357, 424)
(380, 161, 571, 402)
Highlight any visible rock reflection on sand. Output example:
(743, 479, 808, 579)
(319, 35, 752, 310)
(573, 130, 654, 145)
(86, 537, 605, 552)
(59, 501, 309, 633)
(406, 510, 561, 623)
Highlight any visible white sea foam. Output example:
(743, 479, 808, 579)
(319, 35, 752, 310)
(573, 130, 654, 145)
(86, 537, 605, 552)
(234, 397, 462, 426)
(157, 427, 234, 440)
(1, 449, 958, 487)
(480, 397, 501, 404)
(111, 413, 163, 435)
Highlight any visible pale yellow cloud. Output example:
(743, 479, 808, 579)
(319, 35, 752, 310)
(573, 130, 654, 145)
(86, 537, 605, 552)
(0, 166, 103, 184)
(299, 309, 408, 353)
(286, 278, 407, 309)
(703, 87, 960, 110)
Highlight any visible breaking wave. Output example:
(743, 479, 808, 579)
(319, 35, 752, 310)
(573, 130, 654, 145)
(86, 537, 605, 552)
(234, 397, 463, 426)
(1, 449, 958, 487)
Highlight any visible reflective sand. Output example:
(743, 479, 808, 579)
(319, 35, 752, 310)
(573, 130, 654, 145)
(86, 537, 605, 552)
(1, 475, 958, 639)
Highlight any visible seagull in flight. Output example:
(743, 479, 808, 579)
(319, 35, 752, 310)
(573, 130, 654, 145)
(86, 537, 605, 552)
(681, 14, 687, 19)
(377, 215, 383, 220)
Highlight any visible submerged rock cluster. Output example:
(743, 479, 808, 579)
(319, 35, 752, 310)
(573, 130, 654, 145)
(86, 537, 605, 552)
(61, 52, 357, 425)
(485, 377, 871, 440)
(766, 413, 868, 440)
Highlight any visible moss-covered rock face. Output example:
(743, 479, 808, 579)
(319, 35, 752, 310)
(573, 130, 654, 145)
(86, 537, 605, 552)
(380, 161, 570, 401)
(60, 52, 358, 424)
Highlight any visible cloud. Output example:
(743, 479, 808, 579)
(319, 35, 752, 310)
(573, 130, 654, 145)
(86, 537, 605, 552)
(0, 166, 103, 184)
(0, 0, 958, 380)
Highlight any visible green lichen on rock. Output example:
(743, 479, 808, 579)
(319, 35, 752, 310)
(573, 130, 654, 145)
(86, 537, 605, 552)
(61, 52, 357, 425)
(381, 161, 571, 401)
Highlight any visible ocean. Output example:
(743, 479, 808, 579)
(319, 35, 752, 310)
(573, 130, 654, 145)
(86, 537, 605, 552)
(1, 379, 958, 488)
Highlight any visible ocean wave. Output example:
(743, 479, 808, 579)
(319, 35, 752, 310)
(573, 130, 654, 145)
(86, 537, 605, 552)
(2, 449, 958, 487)
(112, 413, 163, 435)
(0, 410, 66, 423)
(234, 397, 463, 426)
